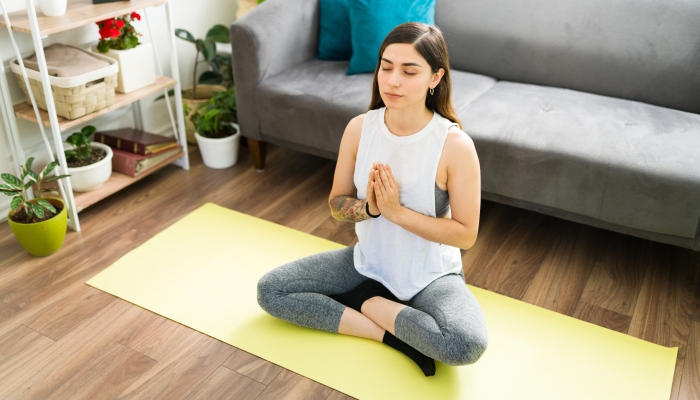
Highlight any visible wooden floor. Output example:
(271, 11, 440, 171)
(1, 143, 699, 400)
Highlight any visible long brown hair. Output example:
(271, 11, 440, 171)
(368, 22, 462, 129)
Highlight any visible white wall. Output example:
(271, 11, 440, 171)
(0, 0, 238, 220)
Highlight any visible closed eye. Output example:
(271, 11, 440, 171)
(381, 67, 415, 76)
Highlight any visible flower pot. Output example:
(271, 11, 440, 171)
(182, 84, 227, 145)
(64, 142, 113, 192)
(38, 0, 67, 17)
(8, 197, 68, 257)
(93, 43, 156, 94)
(195, 123, 241, 169)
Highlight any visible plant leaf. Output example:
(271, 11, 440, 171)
(26, 169, 39, 183)
(200, 39, 216, 62)
(1, 173, 22, 188)
(83, 125, 97, 136)
(46, 174, 71, 182)
(33, 203, 44, 219)
(198, 71, 223, 85)
(175, 28, 195, 43)
(10, 196, 22, 210)
(205, 24, 230, 43)
(1, 189, 21, 196)
(97, 41, 110, 53)
(44, 161, 58, 176)
(37, 199, 56, 214)
(25, 157, 34, 173)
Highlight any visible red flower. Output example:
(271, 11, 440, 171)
(131, 12, 141, 21)
(109, 28, 120, 38)
(99, 27, 110, 39)
(115, 19, 125, 28)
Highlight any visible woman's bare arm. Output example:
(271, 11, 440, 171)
(329, 196, 370, 222)
(328, 114, 373, 223)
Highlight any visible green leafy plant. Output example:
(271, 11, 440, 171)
(175, 24, 233, 95)
(64, 125, 97, 163)
(189, 88, 238, 139)
(0, 157, 70, 221)
(95, 12, 142, 53)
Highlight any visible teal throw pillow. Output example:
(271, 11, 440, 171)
(317, 0, 352, 61)
(347, 0, 436, 75)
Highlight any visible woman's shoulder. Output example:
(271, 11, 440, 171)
(445, 126, 474, 151)
(444, 125, 477, 162)
(345, 108, 382, 136)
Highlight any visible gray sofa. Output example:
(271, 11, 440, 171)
(230, 0, 700, 251)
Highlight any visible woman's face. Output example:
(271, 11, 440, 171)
(377, 43, 443, 109)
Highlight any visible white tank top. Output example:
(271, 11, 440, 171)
(353, 107, 463, 301)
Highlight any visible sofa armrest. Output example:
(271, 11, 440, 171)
(230, 0, 320, 140)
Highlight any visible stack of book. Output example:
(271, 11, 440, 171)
(93, 128, 182, 177)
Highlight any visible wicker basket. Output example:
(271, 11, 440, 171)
(10, 49, 119, 120)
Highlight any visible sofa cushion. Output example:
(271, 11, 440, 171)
(256, 59, 496, 155)
(460, 81, 700, 239)
(346, 0, 436, 75)
(317, 0, 352, 61)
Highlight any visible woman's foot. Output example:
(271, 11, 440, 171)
(382, 331, 436, 376)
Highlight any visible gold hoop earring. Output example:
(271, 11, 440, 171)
(429, 87, 434, 95)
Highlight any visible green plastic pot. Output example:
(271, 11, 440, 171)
(7, 197, 68, 257)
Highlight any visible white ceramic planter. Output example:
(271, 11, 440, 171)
(93, 43, 156, 93)
(39, 0, 67, 17)
(195, 123, 241, 169)
(65, 142, 113, 192)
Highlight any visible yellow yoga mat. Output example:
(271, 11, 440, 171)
(86, 203, 677, 400)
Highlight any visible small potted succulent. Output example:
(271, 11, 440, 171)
(189, 88, 240, 169)
(94, 12, 156, 93)
(1, 157, 71, 256)
(62, 125, 113, 192)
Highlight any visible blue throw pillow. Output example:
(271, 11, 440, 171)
(317, 0, 352, 61)
(347, 0, 436, 75)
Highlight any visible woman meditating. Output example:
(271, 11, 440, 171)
(257, 22, 488, 377)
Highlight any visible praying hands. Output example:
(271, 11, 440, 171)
(368, 162, 402, 222)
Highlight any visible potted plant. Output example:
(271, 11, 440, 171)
(1, 157, 71, 256)
(62, 125, 113, 192)
(155, 24, 232, 144)
(93, 12, 156, 93)
(189, 88, 240, 169)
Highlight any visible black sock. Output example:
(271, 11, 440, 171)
(329, 279, 399, 313)
(382, 331, 436, 376)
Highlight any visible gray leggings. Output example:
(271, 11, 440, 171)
(257, 245, 488, 366)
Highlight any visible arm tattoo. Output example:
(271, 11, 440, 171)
(329, 195, 370, 222)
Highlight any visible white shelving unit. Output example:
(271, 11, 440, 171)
(0, 0, 189, 231)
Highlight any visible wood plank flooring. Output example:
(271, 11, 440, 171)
(1, 143, 699, 400)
